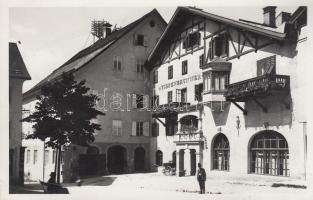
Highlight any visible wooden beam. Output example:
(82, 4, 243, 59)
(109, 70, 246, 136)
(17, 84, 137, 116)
(226, 40, 274, 61)
(228, 31, 238, 55)
(240, 39, 246, 53)
(241, 31, 255, 49)
(203, 27, 227, 40)
(155, 117, 166, 127)
(230, 101, 247, 115)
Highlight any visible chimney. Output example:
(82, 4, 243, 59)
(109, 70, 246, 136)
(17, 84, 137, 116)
(104, 22, 112, 38)
(276, 12, 291, 26)
(263, 6, 277, 27)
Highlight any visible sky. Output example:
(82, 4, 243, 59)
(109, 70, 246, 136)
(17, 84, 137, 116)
(9, 6, 298, 92)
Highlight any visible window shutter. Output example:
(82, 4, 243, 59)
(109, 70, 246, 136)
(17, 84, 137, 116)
(132, 94, 137, 108)
(225, 35, 229, 56)
(195, 84, 199, 101)
(132, 121, 136, 136)
(143, 95, 149, 108)
(143, 122, 149, 136)
(209, 40, 213, 60)
(197, 32, 201, 45)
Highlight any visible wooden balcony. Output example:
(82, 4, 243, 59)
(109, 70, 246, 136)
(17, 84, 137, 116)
(152, 102, 190, 118)
(173, 130, 203, 144)
(225, 74, 290, 102)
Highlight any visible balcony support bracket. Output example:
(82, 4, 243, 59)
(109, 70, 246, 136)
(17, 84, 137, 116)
(154, 117, 166, 127)
(253, 98, 268, 113)
(230, 100, 247, 115)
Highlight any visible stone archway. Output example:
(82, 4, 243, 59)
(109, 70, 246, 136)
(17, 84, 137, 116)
(134, 147, 145, 172)
(107, 145, 127, 174)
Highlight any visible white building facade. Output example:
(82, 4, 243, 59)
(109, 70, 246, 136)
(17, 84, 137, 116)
(148, 6, 308, 179)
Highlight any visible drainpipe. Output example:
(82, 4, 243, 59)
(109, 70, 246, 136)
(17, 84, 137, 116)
(43, 141, 45, 181)
(300, 121, 307, 180)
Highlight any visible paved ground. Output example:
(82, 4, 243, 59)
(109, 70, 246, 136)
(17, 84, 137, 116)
(7, 172, 311, 200)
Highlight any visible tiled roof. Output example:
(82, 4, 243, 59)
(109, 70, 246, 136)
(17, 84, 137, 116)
(24, 9, 166, 98)
(9, 42, 31, 80)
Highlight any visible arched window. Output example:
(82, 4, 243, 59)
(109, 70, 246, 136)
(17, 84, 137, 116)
(180, 115, 198, 132)
(249, 131, 289, 176)
(212, 133, 229, 171)
(156, 150, 163, 166)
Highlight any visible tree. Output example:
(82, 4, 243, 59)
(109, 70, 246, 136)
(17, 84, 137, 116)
(22, 73, 105, 183)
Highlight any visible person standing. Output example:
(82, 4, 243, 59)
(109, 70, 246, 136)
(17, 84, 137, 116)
(197, 163, 206, 194)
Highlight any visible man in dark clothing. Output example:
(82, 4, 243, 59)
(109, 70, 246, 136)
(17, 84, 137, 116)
(196, 163, 206, 194)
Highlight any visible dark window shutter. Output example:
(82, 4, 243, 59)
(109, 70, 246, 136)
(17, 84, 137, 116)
(209, 40, 213, 60)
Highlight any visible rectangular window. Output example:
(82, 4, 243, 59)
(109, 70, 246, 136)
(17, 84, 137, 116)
(113, 56, 122, 71)
(182, 60, 188, 75)
(209, 33, 229, 60)
(154, 70, 158, 83)
(168, 91, 173, 104)
(257, 55, 276, 76)
(211, 73, 228, 91)
(181, 88, 187, 103)
(134, 34, 145, 46)
(136, 60, 144, 73)
(44, 150, 49, 166)
(33, 150, 38, 164)
(152, 123, 159, 137)
(26, 149, 30, 164)
(112, 120, 122, 136)
(136, 122, 143, 136)
(199, 54, 204, 68)
(168, 65, 173, 79)
(195, 83, 203, 101)
(183, 32, 200, 49)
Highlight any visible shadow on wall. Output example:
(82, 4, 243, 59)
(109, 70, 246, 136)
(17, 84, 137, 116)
(207, 101, 231, 126)
(244, 94, 293, 128)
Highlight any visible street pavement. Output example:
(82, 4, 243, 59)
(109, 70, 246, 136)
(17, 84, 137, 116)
(6, 172, 311, 200)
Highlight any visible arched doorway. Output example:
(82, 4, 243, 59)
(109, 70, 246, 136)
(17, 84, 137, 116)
(249, 131, 289, 176)
(134, 147, 145, 172)
(107, 145, 127, 174)
(212, 133, 230, 171)
(156, 150, 163, 166)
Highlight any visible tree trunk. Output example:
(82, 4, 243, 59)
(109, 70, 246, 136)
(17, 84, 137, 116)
(57, 144, 62, 184)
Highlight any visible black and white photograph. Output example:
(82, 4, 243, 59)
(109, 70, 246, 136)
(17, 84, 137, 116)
(1, 0, 312, 199)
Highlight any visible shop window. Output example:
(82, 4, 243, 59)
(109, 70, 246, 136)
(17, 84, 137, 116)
(250, 131, 289, 176)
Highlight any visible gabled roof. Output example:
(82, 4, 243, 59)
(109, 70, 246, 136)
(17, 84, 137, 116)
(9, 42, 31, 80)
(24, 9, 166, 99)
(148, 6, 290, 66)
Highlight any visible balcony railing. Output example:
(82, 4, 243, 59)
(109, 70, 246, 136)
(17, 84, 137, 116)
(173, 130, 203, 144)
(225, 74, 290, 101)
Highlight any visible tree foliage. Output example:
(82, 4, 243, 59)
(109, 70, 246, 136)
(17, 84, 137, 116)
(22, 73, 105, 149)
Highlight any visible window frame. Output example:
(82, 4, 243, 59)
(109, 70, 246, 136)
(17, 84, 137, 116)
(182, 60, 188, 75)
(113, 56, 122, 72)
(112, 119, 122, 136)
(168, 65, 173, 79)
